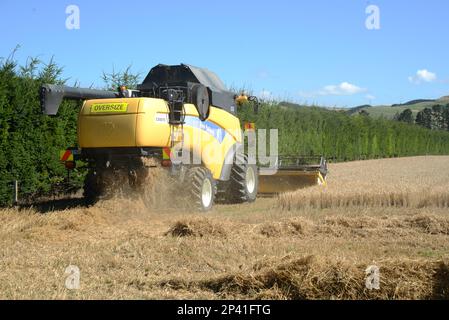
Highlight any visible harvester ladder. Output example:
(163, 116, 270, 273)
(160, 86, 187, 157)
(168, 101, 186, 157)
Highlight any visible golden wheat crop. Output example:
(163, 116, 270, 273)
(278, 156, 449, 210)
(0, 156, 448, 299)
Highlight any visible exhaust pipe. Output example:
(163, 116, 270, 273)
(40, 84, 118, 115)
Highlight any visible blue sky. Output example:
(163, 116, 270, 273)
(1, 0, 448, 107)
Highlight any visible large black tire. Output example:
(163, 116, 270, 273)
(83, 168, 122, 205)
(224, 153, 259, 204)
(186, 166, 216, 212)
(83, 171, 100, 206)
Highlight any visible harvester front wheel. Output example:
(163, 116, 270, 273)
(186, 167, 216, 212)
(227, 153, 258, 204)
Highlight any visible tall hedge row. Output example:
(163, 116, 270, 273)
(0, 57, 82, 205)
(238, 103, 449, 161)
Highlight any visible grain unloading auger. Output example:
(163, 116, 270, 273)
(40, 64, 327, 211)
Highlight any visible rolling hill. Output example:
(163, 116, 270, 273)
(348, 96, 449, 119)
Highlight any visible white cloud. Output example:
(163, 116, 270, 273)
(320, 82, 366, 95)
(366, 94, 376, 100)
(408, 69, 437, 84)
(300, 82, 366, 97)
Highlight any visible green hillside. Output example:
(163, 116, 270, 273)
(349, 96, 449, 119)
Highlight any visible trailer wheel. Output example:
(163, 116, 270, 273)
(186, 166, 216, 211)
(226, 153, 258, 204)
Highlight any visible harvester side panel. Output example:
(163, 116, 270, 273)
(77, 97, 242, 181)
(78, 98, 141, 148)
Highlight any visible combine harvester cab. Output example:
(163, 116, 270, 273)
(258, 156, 328, 195)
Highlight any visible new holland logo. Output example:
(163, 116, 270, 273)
(91, 103, 128, 113)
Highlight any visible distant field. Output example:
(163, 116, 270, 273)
(1, 156, 449, 299)
(352, 96, 449, 119)
(358, 104, 428, 119)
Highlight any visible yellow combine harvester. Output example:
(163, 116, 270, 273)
(40, 64, 327, 211)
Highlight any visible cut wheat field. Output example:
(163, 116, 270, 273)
(1, 156, 449, 299)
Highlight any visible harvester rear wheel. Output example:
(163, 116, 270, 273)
(83, 170, 100, 206)
(186, 166, 216, 212)
(224, 153, 258, 204)
(83, 168, 123, 205)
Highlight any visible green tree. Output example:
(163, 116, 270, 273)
(416, 108, 432, 129)
(395, 108, 414, 124)
(442, 105, 449, 131)
(431, 104, 444, 130)
(101, 65, 141, 90)
(359, 110, 370, 117)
